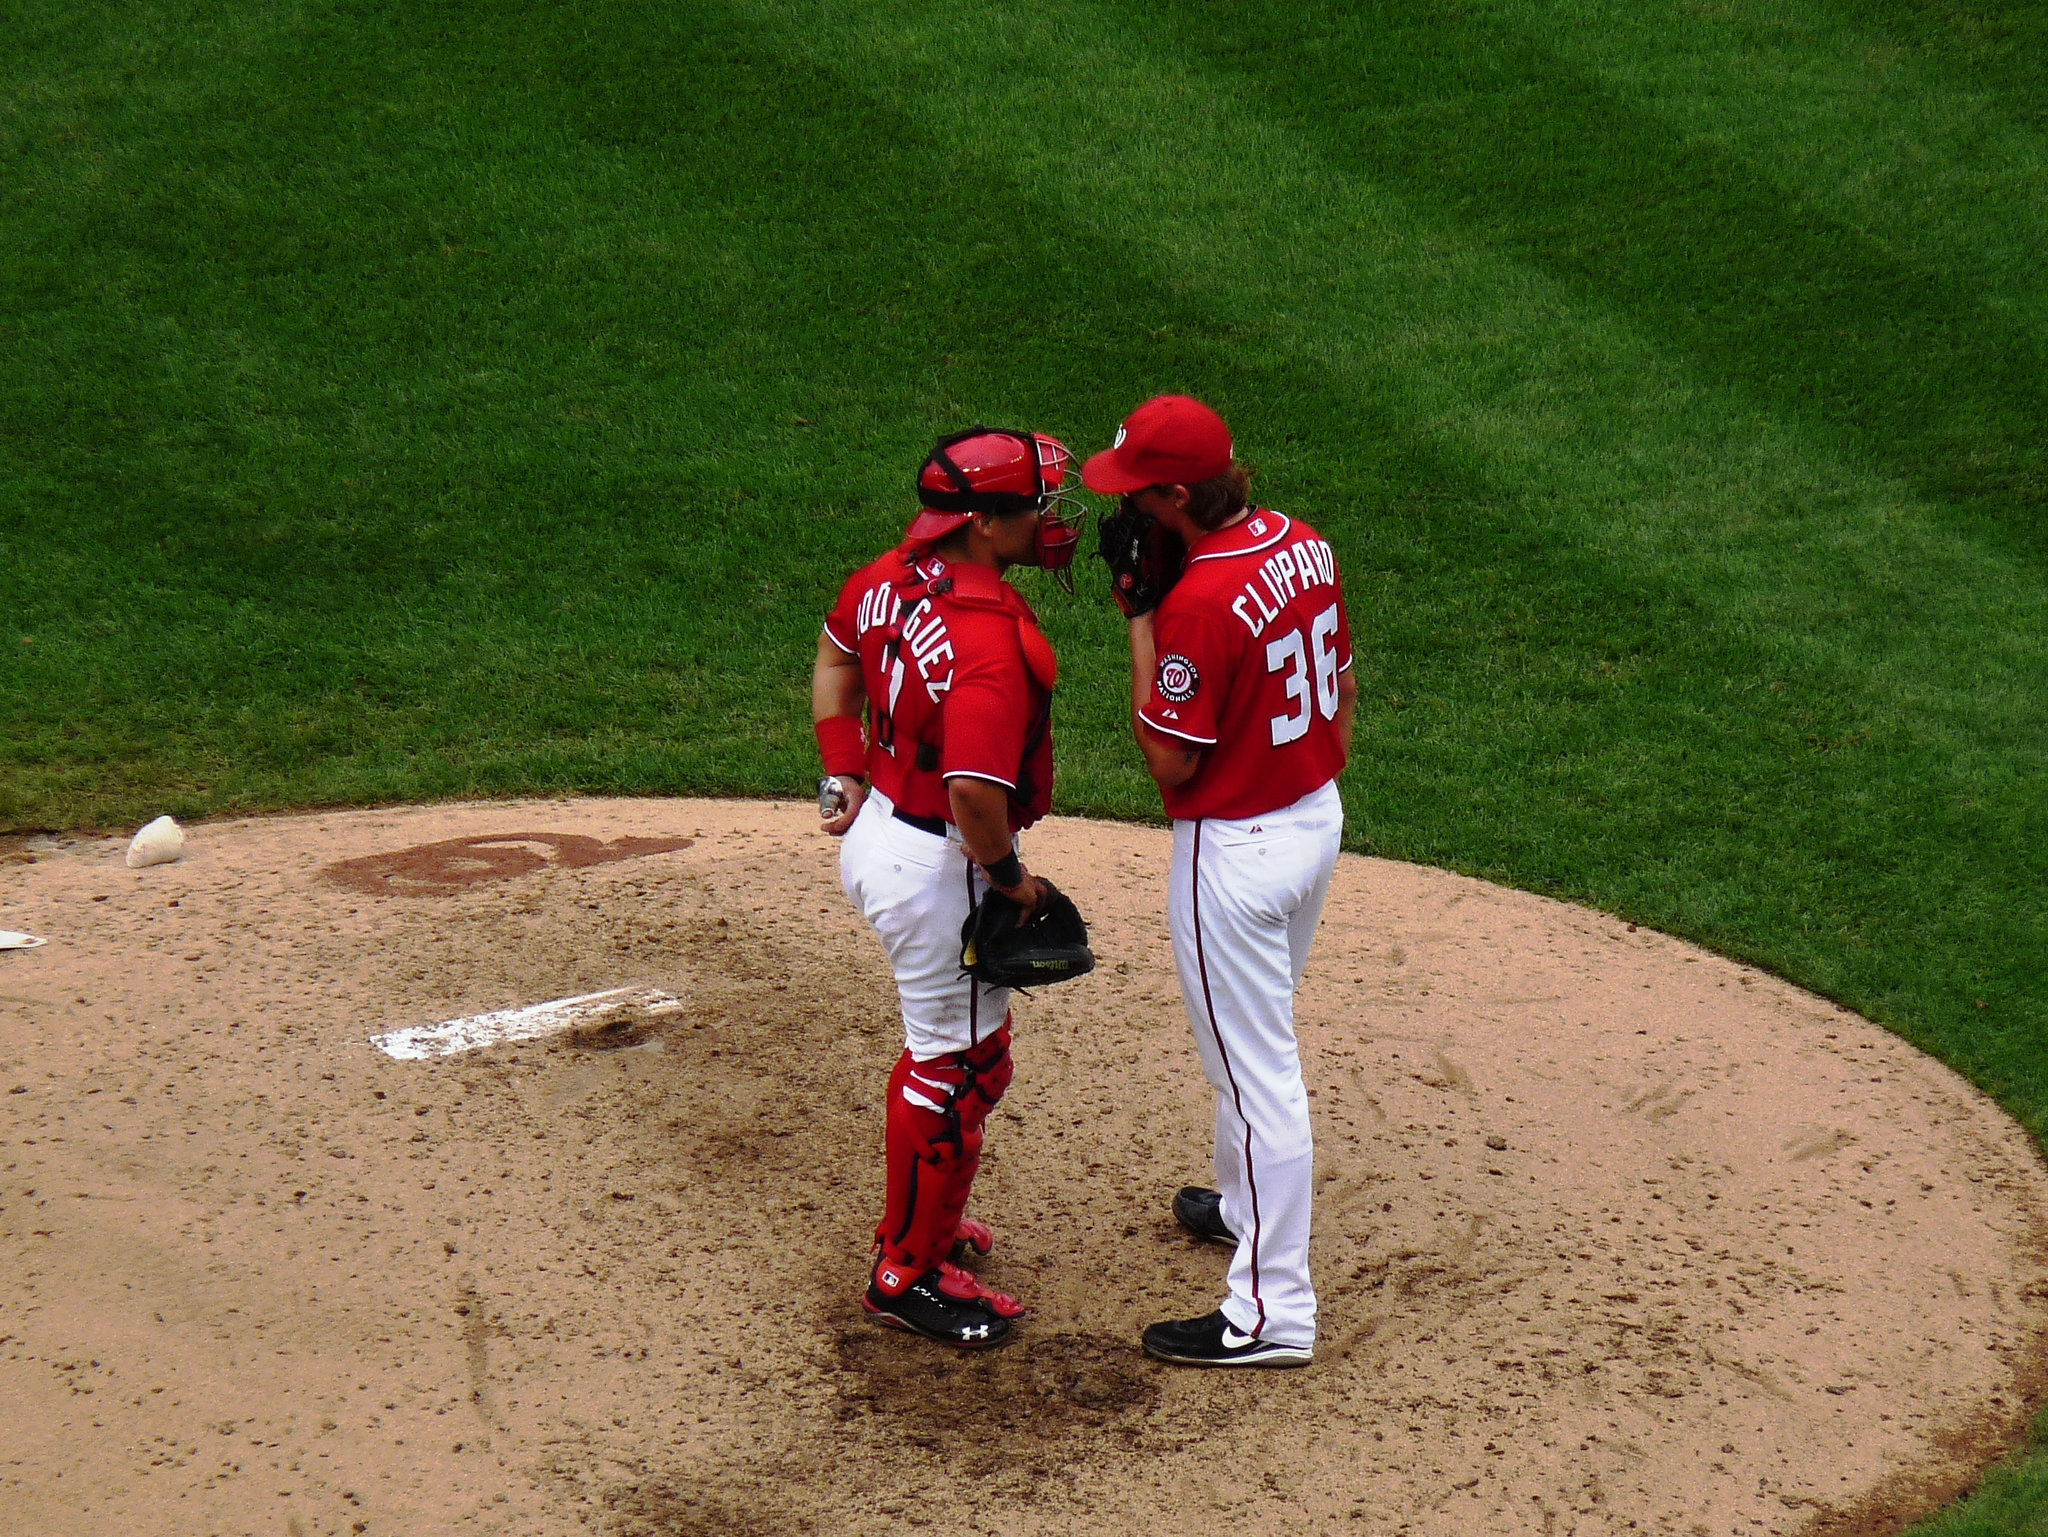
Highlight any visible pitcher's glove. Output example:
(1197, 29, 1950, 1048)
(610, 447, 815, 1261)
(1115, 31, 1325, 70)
(960, 882, 1096, 989)
(1097, 502, 1187, 619)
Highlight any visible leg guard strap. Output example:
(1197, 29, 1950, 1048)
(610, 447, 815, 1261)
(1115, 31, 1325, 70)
(875, 1024, 1012, 1285)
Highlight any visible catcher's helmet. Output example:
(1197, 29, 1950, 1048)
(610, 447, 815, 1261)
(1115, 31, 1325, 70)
(906, 427, 1086, 585)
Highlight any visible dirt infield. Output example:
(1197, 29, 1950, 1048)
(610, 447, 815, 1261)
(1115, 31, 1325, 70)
(2, 797, 2045, 1537)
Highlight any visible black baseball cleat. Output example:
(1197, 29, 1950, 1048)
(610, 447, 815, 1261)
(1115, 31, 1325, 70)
(1141, 1310, 1313, 1368)
(1172, 1186, 1236, 1245)
(863, 1267, 1012, 1349)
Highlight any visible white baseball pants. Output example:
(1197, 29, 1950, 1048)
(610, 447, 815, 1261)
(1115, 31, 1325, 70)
(840, 789, 1012, 1060)
(1169, 779, 1342, 1348)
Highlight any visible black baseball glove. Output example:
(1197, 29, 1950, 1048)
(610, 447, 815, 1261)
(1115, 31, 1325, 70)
(960, 882, 1096, 989)
(1096, 501, 1187, 619)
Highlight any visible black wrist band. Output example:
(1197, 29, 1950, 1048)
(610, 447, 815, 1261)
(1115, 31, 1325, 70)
(982, 852, 1024, 890)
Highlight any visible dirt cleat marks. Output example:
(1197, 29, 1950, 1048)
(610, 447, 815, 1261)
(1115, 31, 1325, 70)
(834, 1327, 1157, 1448)
(1785, 1127, 1859, 1162)
(1625, 1082, 1695, 1123)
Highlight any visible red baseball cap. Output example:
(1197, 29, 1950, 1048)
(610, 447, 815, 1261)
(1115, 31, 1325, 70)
(1081, 395, 1234, 495)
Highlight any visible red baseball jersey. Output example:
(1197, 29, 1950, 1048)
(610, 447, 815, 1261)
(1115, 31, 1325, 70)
(1139, 509, 1352, 821)
(824, 545, 1055, 831)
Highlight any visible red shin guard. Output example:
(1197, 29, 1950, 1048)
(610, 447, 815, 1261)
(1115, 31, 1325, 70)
(873, 1023, 1013, 1294)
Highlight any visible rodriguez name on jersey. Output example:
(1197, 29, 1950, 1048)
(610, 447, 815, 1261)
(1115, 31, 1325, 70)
(847, 562, 958, 710)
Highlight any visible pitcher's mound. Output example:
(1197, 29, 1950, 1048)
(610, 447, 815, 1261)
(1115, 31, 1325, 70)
(3, 798, 2045, 1537)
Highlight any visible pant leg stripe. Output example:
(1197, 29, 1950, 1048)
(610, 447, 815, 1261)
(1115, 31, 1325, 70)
(964, 853, 980, 1048)
(1191, 819, 1266, 1336)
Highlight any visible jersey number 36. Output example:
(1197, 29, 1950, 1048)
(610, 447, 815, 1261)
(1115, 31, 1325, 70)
(1264, 604, 1341, 747)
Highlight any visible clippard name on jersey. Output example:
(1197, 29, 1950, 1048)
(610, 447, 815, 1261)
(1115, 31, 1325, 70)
(1230, 537, 1339, 638)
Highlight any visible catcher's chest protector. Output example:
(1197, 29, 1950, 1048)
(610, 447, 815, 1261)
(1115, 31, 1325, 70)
(868, 562, 1056, 827)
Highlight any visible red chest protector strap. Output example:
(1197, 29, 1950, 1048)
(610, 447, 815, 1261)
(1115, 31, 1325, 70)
(1016, 614, 1057, 692)
(934, 577, 1058, 809)
(873, 562, 943, 757)
(876, 566, 1056, 782)
(934, 573, 1058, 693)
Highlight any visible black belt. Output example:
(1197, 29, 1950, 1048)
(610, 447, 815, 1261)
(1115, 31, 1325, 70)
(892, 807, 950, 838)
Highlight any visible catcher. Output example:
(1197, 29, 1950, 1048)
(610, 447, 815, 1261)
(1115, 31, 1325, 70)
(812, 426, 1094, 1349)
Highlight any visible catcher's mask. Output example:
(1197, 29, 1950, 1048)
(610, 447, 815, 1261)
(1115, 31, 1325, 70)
(906, 427, 1089, 592)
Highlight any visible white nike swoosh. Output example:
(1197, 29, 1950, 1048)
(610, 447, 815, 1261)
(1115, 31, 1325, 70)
(1222, 1326, 1261, 1349)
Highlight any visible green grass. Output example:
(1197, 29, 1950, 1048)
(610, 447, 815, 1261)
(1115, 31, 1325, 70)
(3, 0, 2044, 1526)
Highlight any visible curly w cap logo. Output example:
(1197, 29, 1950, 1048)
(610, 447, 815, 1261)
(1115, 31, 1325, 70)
(1157, 653, 1200, 703)
(1113, 425, 1128, 448)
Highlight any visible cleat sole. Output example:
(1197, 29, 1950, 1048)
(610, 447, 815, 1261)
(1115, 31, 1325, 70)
(861, 1294, 1011, 1350)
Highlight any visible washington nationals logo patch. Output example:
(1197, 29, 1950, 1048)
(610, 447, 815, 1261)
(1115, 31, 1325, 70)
(1157, 653, 1200, 703)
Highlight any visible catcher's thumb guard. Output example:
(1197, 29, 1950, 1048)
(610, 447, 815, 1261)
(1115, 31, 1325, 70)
(960, 882, 1096, 989)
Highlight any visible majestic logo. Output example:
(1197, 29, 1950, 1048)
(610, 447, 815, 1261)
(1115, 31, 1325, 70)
(1157, 653, 1199, 704)
(1113, 425, 1128, 449)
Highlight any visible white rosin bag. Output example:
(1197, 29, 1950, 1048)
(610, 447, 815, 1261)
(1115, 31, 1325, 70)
(126, 815, 185, 869)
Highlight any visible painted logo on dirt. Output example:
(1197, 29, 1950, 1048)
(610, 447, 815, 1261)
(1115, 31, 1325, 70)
(1156, 653, 1199, 703)
(323, 832, 693, 897)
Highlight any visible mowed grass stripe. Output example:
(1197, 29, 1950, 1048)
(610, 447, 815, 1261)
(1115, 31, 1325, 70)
(1520, 0, 2048, 324)
(732, 0, 2046, 1104)
(2, 0, 1175, 808)
(1145, 0, 2048, 546)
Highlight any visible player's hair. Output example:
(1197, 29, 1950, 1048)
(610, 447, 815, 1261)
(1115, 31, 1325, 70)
(929, 501, 1031, 559)
(1176, 463, 1251, 532)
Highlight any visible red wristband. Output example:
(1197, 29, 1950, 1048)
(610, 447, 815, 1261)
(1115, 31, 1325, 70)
(814, 715, 866, 779)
